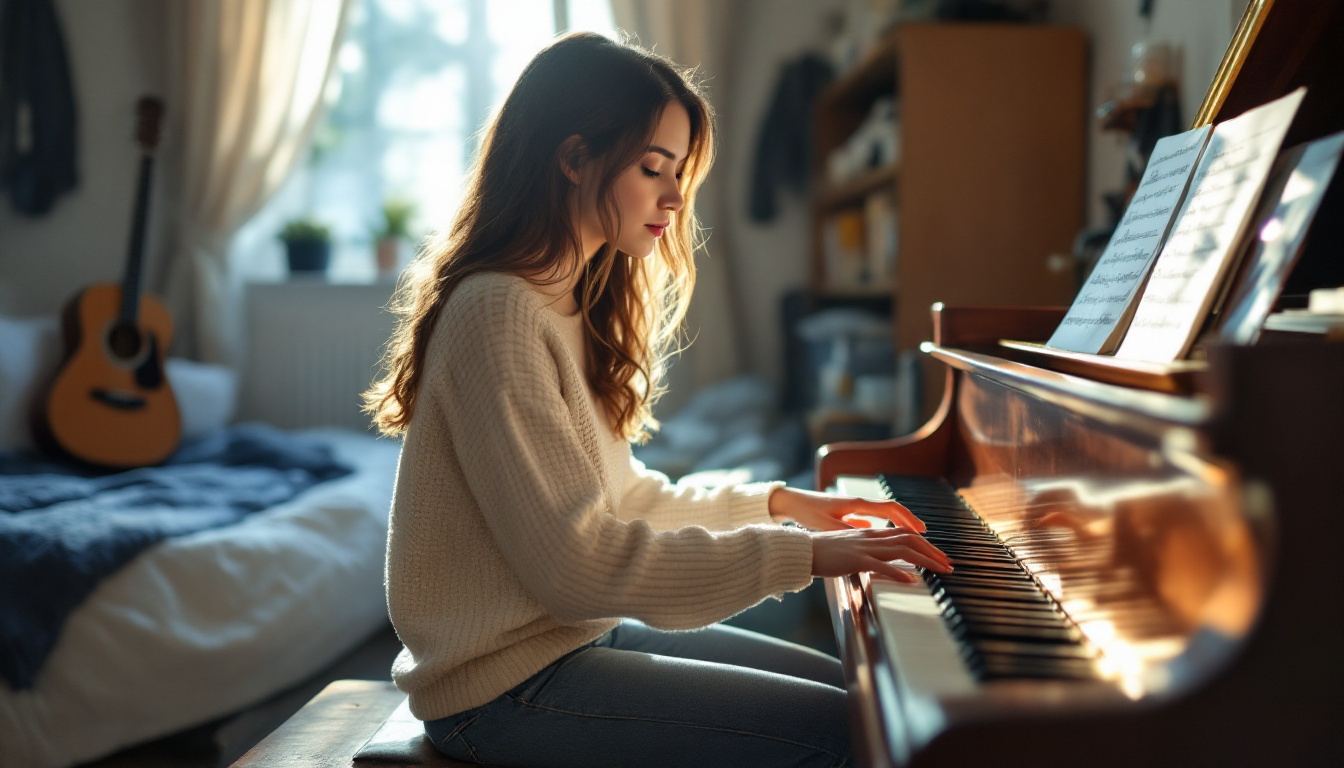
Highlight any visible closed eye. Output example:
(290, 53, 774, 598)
(644, 167, 685, 183)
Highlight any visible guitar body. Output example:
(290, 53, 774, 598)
(35, 283, 181, 468)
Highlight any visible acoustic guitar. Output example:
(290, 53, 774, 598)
(32, 97, 181, 469)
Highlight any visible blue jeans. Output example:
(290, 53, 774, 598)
(425, 620, 853, 767)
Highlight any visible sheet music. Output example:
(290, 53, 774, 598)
(1117, 88, 1306, 362)
(1219, 131, 1344, 344)
(1047, 126, 1212, 354)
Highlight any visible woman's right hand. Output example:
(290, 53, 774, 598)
(811, 528, 952, 583)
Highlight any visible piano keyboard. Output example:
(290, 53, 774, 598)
(838, 475, 1100, 686)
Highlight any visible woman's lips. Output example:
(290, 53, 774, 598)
(645, 224, 666, 237)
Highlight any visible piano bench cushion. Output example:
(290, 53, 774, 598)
(354, 694, 476, 767)
(231, 680, 482, 768)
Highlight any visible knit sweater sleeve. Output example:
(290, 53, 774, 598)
(435, 282, 814, 630)
(617, 456, 786, 532)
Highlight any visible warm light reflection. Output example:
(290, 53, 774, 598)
(1093, 635, 1143, 698)
(1258, 216, 1285, 242)
(1082, 616, 1191, 700)
(1037, 573, 1063, 597)
(1079, 618, 1116, 643)
(1062, 598, 1095, 617)
(931, 398, 1258, 708)
(1020, 475, 1206, 514)
(1119, 675, 1146, 700)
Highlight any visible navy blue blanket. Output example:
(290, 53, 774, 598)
(0, 423, 352, 690)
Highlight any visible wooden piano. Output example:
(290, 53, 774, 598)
(817, 2, 1344, 766)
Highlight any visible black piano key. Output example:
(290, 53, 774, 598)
(959, 623, 1084, 645)
(947, 614, 1083, 642)
(973, 639, 1096, 660)
(878, 473, 1102, 684)
(941, 561, 1024, 574)
(978, 657, 1100, 681)
(940, 599, 1065, 620)
(922, 541, 1006, 554)
(952, 609, 1073, 627)
(939, 583, 1046, 598)
(934, 573, 1038, 587)
(935, 584, 1055, 603)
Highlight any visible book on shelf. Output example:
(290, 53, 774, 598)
(863, 190, 898, 289)
(822, 192, 898, 292)
(822, 210, 868, 290)
(1043, 88, 1330, 364)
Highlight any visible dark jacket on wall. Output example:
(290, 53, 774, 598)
(0, 0, 79, 217)
(748, 54, 833, 223)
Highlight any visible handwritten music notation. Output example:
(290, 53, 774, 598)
(1047, 125, 1212, 355)
(1116, 87, 1306, 363)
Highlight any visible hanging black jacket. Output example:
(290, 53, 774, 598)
(748, 53, 833, 223)
(0, 0, 79, 217)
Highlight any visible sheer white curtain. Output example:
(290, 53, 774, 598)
(160, 0, 348, 365)
(229, 0, 618, 288)
(611, 0, 750, 409)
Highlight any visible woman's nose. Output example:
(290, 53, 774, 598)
(663, 184, 684, 212)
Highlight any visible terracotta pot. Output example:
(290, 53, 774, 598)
(376, 237, 400, 273)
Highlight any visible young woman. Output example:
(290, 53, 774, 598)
(365, 32, 951, 768)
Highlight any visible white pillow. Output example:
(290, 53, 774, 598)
(164, 358, 238, 441)
(0, 315, 61, 454)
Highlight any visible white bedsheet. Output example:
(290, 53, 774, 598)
(0, 429, 401, 768)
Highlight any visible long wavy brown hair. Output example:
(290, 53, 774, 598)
(363, 32, 715, 443)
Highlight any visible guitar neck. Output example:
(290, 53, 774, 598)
(118, 151, 155, 325)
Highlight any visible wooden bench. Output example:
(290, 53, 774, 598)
(229, 679, 477, 767)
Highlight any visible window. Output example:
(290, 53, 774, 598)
(232, 0, 617, 283)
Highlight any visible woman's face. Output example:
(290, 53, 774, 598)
(576, 102, 690, 261)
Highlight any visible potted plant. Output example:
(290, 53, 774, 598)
(373, 197, 417, 275)
(279, 217, 333, 273)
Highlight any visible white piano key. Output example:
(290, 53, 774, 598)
(836, 475, 898, 528)
(833, 477, 978, 698)
(871, 571, 979, 698)
(836, 475, 889, 501)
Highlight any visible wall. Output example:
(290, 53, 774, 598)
(0, 0, 171, 317)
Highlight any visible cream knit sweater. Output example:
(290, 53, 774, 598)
(385, 271, 816, 720)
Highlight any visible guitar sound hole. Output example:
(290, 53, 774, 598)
(108, 323, 142, 360)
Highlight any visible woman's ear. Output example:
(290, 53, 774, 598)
(558, 135, 587, 184)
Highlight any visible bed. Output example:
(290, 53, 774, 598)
(0, 426, 400, 768)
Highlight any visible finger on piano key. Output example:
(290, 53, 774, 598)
(835, 476, 928, 532)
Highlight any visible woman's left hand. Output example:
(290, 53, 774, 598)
(767, 487, 926, 533)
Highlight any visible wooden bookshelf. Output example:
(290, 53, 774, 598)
(811, 23, 1087, 422)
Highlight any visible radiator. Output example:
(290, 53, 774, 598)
(239, 281, 398, 432)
